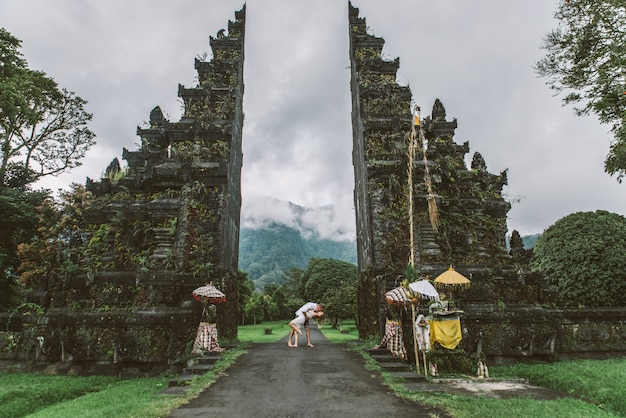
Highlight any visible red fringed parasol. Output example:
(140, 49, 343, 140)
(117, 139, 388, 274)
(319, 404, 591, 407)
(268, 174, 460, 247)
(385, 286, 411, 305)
(192, 284, 226, 304)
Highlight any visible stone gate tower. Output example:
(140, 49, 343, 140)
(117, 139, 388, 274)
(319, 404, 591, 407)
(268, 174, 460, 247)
(2, 7, 246, 375)
(349, 3, 512, 337)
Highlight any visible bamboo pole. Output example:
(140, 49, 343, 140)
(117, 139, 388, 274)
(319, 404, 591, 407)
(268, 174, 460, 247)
(411, 304, 420, 374)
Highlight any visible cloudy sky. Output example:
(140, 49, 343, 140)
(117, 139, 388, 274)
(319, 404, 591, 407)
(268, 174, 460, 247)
(2, 0, 624, 240)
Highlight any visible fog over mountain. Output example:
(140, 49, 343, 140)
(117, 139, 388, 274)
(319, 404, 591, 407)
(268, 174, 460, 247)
(241, 195, 355, 242)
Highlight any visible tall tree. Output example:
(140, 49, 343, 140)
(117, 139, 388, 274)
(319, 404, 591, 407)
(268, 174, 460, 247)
(236, 270, 255, 324)
(535, 1, 626, 180)
(0, 28, 95, 309)
(0, 28, 95, 187)
(0, 187, 50, 309)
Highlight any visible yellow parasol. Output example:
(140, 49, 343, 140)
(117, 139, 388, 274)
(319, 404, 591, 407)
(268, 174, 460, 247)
(434, 266, 471, 287)
(433, 266, 470, 305)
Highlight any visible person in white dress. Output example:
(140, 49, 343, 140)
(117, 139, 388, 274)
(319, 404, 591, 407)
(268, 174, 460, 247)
(288, 310, 324, 347)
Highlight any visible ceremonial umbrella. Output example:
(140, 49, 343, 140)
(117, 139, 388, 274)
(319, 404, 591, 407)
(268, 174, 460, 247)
(385, 286, 411, 305)
(408, 279, 440, 301)
(433, 266, 470, 303)
(192, 284, 227, 304)
(433, 266, 471, 287)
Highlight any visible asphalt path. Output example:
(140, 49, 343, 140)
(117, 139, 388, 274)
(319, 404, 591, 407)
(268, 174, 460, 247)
(168, 326, 445, 418)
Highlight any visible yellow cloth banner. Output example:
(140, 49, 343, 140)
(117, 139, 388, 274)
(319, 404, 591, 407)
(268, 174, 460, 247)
(429, 317, 462, 349)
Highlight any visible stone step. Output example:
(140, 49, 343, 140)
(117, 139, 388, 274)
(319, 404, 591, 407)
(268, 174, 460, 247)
(391, 371, 428, 382)
(378, 362, 412, 373)
(371, 354, 404, 363)
(168, 374, 196, 387)
(197, 354, 223, 365)
(366, 347, 391, 356)
(183, 363, 216, 375)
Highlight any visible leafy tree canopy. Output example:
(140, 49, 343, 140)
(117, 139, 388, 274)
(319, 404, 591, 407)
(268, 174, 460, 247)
(301, 258, 358, 325)
(0, 186, 50, 309)
(531, 210, 626, 307)
(0, 28, 95, 188)
(535, 1, 626, 181)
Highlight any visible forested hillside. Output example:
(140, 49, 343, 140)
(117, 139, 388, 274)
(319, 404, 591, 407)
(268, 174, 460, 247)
(238, 205, 539, 292)
(522, 233, 540, 249)
(238, 222, 357, 290)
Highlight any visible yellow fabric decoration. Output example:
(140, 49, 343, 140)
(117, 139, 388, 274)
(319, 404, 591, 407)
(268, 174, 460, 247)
(429, 317, 462, 350)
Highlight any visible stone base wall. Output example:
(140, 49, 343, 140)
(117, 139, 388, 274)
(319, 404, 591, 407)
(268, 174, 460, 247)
(460, 305, 626, 365)
(0, 309, 203, 376)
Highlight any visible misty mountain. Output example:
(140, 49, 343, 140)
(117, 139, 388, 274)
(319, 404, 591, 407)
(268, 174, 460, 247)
(238, 222, 357, 291)
(238, 197, 357, 291)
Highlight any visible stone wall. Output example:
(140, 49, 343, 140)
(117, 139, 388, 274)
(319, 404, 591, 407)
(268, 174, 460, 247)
(462, 305, 626, 363)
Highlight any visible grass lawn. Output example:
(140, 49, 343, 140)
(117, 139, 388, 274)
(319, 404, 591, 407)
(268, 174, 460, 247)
(237, 319, 361, 344)
(491, 358, 626, 417)
(1, 321, 624, 417)
(349, 339, 626, 418)
(237, 320, 292, 343)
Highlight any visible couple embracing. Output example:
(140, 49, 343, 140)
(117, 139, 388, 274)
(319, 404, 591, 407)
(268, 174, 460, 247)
(288, 302, 324, 348)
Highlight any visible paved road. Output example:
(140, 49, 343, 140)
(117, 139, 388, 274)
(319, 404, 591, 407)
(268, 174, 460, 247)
(169, 327, 445, 418)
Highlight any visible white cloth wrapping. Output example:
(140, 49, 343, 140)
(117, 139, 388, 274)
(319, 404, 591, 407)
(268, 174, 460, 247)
(414, 314, 431, 350)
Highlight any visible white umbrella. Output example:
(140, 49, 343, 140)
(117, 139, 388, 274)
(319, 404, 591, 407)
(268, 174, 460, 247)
(408, 279, 440, 301)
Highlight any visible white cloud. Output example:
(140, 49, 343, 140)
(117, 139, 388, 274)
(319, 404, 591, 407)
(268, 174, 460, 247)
(2, 0, 624, 240)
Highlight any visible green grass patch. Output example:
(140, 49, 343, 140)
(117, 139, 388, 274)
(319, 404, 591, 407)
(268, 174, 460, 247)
(237, 319, 360, 344)
(319, 320, 360, 343)
(25, 376, 173, 418)
(237, 320, 291, 343)
(348, 340, 623, 418)
(491, 358, 626, 417)
(0, 374, 119, 417)
(0, 346, 247, 418)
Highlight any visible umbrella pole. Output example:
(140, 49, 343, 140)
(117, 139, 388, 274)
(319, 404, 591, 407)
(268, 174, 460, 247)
(411, 304, 420, 374)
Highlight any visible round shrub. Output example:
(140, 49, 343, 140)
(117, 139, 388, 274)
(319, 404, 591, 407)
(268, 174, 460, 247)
(531, 210, 626, 307)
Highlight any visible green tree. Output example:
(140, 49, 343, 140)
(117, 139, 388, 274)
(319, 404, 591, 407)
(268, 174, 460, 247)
(17, 184, 90, 287)
(243, 293, 278, 324)
(301, 258, 358, 327)
(530, 210, 626, 307)
(0, 29, 95, 310)
(535, 1, 626, 181)
(0, 28, 95, 187)
(263, 283, 290, 319)
(236, 270, 255, 324)
(283, 267, 304, 299)
(0, 187, 50, 309)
